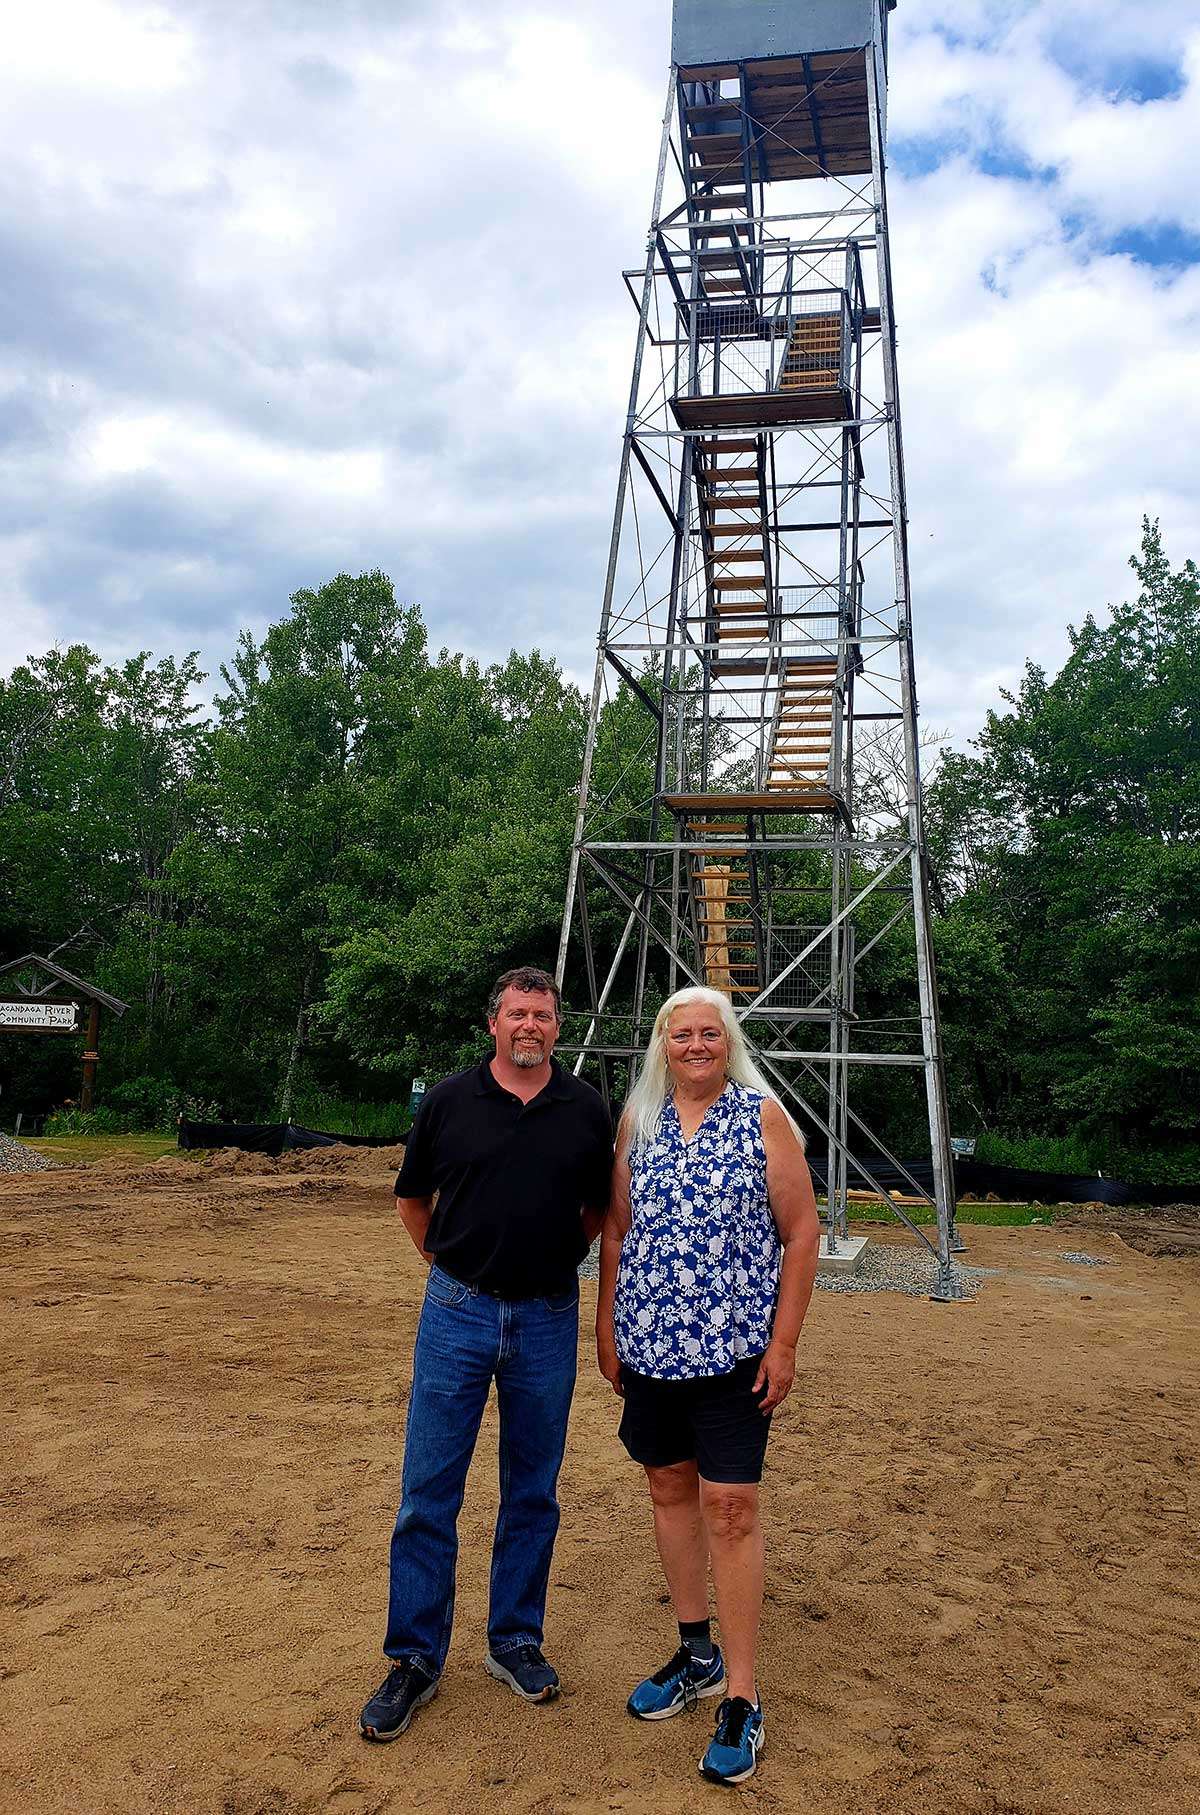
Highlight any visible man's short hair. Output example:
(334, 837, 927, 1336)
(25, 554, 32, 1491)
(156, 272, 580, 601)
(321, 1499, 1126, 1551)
(487, 966, 562, 1022)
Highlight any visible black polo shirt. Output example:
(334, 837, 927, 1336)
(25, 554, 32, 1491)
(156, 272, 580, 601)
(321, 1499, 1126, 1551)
(394, 1058, 613, 1298)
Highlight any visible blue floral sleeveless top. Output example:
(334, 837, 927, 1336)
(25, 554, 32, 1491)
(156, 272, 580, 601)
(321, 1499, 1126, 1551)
(614, 1081, 781, 1380)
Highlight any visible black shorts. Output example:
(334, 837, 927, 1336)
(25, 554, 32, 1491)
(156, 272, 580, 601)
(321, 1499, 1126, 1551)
(617, 1356, 773, 1484)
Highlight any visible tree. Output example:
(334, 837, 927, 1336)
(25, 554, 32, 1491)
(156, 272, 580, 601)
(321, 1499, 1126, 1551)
(926, 520, 1200, 1165)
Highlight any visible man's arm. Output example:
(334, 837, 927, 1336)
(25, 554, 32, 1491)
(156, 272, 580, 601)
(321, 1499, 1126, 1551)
(753, 1098, 821, 1413)
(397, 1194, 435, 1263)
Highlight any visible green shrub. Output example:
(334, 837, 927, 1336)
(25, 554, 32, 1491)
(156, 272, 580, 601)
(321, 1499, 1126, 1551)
(44, 1106, 128, 1136)
(289, 1093, 411, 1140)
(974, 1130, 1200, 1189)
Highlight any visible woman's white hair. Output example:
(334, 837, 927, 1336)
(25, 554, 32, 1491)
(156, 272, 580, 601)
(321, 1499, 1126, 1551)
(624, 984, 806, 1152)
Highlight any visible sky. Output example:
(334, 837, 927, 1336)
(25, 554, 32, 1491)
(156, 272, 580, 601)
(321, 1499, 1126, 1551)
(2, 0, 1199, 743)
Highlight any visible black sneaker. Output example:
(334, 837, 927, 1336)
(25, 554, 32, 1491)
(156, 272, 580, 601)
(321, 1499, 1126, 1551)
(359, 1659, 439, 1741)
(484, 1645, 560, 1702)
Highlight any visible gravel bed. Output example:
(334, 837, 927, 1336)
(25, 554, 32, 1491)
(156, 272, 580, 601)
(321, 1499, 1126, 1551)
(0, 1131, 59, 1173)
(1058, 1250, 1113, 1267)
(813, 1244, 989, 1297)
(580, 1240, 987, 1298)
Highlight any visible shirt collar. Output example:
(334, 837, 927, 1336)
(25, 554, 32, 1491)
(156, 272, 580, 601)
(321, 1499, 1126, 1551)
(474, 1056, 571, 1101)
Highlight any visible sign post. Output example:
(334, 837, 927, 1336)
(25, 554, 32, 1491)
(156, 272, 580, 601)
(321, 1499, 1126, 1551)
(0, 955, 129, 1121)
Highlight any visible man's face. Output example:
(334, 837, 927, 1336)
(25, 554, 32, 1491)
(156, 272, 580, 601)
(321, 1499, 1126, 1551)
(489, 986, 560, 1069)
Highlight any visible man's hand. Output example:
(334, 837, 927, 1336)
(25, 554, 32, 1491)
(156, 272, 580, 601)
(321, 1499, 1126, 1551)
(752, 1338, 795, 1413)
(596, 1325, 624, 1397)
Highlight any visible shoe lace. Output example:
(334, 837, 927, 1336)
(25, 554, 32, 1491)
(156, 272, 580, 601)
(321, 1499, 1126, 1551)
(649, 1645, 704, 1711)
(513, 1644, 548, 1671)
(715, 1696, 754, 1749)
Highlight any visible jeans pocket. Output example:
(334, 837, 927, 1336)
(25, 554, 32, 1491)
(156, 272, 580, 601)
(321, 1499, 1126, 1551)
(541, 1286, 580, 1313)
(426, 1267, 469, 1308)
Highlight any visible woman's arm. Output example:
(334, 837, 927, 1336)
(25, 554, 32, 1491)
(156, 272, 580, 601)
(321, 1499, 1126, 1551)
(595, 1114, 633, 1397)
(753, 1098, 821, 1413)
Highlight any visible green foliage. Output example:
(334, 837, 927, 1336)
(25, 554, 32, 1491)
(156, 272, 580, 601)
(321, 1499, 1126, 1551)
(44, 1107, 128, 1136)
(288, 1093, 411, 1140)
(3, 526, 1198, 1190)
(974, 1130, 1103, 1176)
(926, 520, 1200, 1177)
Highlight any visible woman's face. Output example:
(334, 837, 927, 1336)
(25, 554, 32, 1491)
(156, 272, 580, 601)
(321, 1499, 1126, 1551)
(665, 1002, 730, 1093)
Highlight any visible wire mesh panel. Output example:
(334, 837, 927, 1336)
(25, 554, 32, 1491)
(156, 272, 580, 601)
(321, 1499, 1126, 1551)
(762, 924, 835, 1011)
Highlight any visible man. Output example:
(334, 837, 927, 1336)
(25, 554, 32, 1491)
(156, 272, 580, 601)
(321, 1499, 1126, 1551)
(359, 965, 612, 1743)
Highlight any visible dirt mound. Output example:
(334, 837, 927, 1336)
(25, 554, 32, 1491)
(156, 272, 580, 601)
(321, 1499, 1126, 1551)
(1057, 1200, 1200, 1258)
(181, 1140, 406, 1178)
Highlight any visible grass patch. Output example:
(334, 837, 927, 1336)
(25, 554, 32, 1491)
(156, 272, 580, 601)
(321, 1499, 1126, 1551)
(819, 1199, 1053, 1229)
(19, 1133, 180, 1168)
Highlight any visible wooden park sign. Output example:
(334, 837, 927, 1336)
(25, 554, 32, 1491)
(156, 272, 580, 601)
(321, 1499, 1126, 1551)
(0, 954, 128, 1112)
(0, 1000, 79, 1031)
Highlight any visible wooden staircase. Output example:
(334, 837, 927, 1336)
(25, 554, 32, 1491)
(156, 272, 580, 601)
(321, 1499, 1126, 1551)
(687, 812, 761, 1002)
(767, 662, 837, 798)
(695, 436, 771, 670)
(779, 314, 843, 391)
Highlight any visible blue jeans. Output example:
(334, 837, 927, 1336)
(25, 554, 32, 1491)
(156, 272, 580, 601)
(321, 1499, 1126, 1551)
(384, 1264, 579, 1676)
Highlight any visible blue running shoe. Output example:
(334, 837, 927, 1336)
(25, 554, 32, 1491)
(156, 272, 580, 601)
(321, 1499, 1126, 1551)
(700, 1695, 765, 1784)
(627, 1644, 726, 1721)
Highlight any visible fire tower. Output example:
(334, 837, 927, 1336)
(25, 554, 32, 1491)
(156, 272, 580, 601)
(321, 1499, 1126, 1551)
(557, 0, 966, 1298)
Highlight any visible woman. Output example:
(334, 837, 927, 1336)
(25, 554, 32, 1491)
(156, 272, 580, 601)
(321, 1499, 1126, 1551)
(596, 985, 820, 1787)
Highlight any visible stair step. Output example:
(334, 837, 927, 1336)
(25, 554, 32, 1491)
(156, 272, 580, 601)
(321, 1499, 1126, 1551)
(780, 374, 839, 391)
(697, 439, 759, 454)
(708, 550, 766, 565)
(708, 525, 763, 538)
(688, 132, 742, 155)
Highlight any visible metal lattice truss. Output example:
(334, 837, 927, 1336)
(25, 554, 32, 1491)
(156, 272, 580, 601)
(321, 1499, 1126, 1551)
(557, 13, 966, 1298)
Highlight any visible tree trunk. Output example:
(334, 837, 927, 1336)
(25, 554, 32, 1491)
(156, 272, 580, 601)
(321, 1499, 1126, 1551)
(278, 957, 314, 1123)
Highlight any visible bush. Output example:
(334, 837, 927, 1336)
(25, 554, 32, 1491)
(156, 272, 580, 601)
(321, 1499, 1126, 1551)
(107, 1075, 181, 1132)
(43, 1076, 182, 1136)
(974, 1130, 1200, 1189)
(289, 1093, 411, 1140)
(43, 1106, 129, 1136)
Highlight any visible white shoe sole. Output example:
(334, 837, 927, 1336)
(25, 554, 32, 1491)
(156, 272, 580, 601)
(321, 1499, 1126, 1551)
(700, 1720, 765, 1784)
(485, 1653, 560, 1701)
(628, 1675, 727, 1721)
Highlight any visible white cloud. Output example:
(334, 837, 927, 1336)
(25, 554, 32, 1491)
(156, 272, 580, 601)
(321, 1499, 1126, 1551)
(0, 0, 1198, 750)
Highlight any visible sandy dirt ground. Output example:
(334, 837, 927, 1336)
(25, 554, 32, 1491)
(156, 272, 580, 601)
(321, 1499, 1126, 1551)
(3, 1149, 1198, 1815)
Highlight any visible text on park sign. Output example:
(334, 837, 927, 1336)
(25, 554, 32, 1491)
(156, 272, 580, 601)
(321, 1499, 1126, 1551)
(0, 1001, 79, 1032)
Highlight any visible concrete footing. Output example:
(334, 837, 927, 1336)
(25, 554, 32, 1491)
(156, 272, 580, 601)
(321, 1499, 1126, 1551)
(816, 1235, 870, 1276)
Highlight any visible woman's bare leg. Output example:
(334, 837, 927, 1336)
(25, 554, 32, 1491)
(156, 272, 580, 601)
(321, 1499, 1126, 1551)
(699, 1479, 762, 1702)
(644, 1461, 708, 1622)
